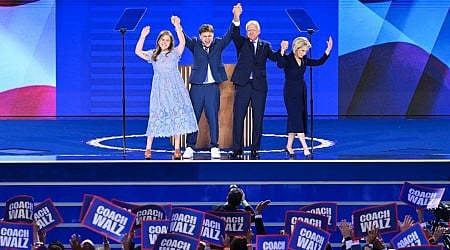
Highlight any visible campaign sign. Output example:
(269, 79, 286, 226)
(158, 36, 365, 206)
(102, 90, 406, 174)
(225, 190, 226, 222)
(352, 203, 398, 238)
(133, 204, 167, 227)
(111, 199, 140, 211)
(399, 182, 445, 209)
(79, 194, 95, 221)
(141, 220, 169, 250)
(4, 195, 34, 223)
(160, 204, 173, 219)
(153, 233, 199, 250)
(390, 223, 429, 249)
(210, 211, 251, 236)
(33, 198, 63, 233)
(133, 204, 167, 239)
(169, 207, 205, 239)
(81, 196, 136, 243)
(299, 202, 338, 231)
(256, 234, 289, 250)
(398, 246, 443, 250)
(284, 210, 328, 235)
(288, 220, 330, 250)
(200, 212, 225, 246)
(0, 221, 34, 250)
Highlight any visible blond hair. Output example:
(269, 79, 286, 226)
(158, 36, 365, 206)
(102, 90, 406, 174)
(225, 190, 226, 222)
(292, 37, 311, 53)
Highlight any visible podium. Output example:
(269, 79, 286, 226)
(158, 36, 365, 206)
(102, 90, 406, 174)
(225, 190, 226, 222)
(285, 9, 319, 153)
(172, 64, 253, 149)
(113, 8, 146, 155)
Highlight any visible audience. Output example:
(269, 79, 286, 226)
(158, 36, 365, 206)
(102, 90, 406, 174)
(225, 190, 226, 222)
(4, 191, 450, 250)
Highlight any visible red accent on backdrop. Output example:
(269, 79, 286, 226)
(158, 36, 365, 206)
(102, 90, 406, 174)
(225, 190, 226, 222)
(0, 85, 56, 119)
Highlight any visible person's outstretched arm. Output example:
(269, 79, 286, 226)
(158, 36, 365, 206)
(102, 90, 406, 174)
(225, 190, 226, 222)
(306, 36, 333, 66)
(135, 26, 151, 61)
(231, 3, 245, 47)
(171, 16, 185, 57)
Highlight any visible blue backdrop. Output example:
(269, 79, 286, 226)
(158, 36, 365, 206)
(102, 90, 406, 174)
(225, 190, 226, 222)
(56, 0, 338, 117)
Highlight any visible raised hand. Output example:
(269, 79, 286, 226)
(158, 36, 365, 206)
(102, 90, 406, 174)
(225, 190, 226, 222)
(255, 200, 271, 215)
(141, 26, 150, 37)
(400, 214, 414, 232)
(232, 3, 242, 21)
(325, 36, 333, 55)
(281, 40, 289, 50)
(171, 16, 181, 28)
(338, 219, 353, 238)
(69, 234, 82, 250)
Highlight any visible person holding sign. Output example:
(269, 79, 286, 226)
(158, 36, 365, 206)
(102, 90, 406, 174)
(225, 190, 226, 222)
(277, 36, 332, 158)
(135, 16, 198, 160)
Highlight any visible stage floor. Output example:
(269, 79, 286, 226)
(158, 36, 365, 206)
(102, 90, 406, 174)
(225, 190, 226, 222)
(1, 117, 449, 161)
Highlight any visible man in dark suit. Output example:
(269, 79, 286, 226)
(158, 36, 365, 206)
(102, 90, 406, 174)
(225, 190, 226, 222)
(229, 3, 280, 159)
(182, 7, 240, 159)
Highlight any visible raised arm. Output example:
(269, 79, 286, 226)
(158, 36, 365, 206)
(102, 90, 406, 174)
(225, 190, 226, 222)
(231, 3, 246, 47)
(280, 40, 288, 56)
(233, 3, 242, 23)
(171, 16, 185, 56)
(306, 36, 333, 66)
(276, 40, 289, 68)
(135, 26, 151, 61)
(218, 3, 242, 49)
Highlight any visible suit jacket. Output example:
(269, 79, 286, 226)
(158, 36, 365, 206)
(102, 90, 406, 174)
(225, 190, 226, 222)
(183, 23, 234, 84)
(230, 23, 280, 91)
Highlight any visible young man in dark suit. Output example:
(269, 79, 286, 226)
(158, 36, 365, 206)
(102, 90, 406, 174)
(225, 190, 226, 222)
(182, 6, 241, 159)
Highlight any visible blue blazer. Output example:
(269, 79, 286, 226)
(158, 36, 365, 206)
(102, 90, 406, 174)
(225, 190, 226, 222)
(183, 23, 234, 84)
(230, 23, 280, 91)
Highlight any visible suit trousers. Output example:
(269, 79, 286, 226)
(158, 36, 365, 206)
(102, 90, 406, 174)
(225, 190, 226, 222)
(186, 83, 220, 148)
(232, 80, 267, 151)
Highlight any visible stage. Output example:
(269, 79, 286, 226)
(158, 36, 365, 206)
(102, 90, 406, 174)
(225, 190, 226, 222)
(1, 117, 450, 249)
(1, 117, 449, 161)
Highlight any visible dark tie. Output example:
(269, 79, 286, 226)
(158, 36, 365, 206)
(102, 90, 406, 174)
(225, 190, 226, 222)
(252, 41, 257, 55)
(204, 46, 209, 54)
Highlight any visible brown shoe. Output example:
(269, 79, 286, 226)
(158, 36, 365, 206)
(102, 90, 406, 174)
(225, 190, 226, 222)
(174, 149, 181, 159)
(145, 149, 152, 160)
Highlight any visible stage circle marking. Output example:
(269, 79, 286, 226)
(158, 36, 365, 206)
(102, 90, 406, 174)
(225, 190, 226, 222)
(86, 133, 335, 153)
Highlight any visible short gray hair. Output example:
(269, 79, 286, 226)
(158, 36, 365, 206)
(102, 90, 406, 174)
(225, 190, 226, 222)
(245, 20, 260, 31)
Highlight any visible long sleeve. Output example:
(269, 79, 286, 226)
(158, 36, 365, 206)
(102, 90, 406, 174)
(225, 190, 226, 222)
(305, 52, 330, 66)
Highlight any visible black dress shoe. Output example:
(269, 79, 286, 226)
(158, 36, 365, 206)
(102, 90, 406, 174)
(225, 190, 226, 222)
(285, 148, 296, 157)
(228, 150, 243, 159)
(250, 150, 260, 159)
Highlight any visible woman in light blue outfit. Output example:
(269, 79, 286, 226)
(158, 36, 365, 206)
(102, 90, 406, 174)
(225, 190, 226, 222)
(135, 16, 198, 160)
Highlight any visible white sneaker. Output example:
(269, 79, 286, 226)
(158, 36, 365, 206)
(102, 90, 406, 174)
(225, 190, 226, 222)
(182, 147, 195, 159)
(211, 147, 221, 159)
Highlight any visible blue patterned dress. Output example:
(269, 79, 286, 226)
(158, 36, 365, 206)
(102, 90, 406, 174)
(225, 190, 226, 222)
(144, 49, 198, 137)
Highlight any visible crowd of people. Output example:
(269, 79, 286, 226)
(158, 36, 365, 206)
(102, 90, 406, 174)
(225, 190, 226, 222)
(4, 185, 446, 250)
(135, 3, 333, 160)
